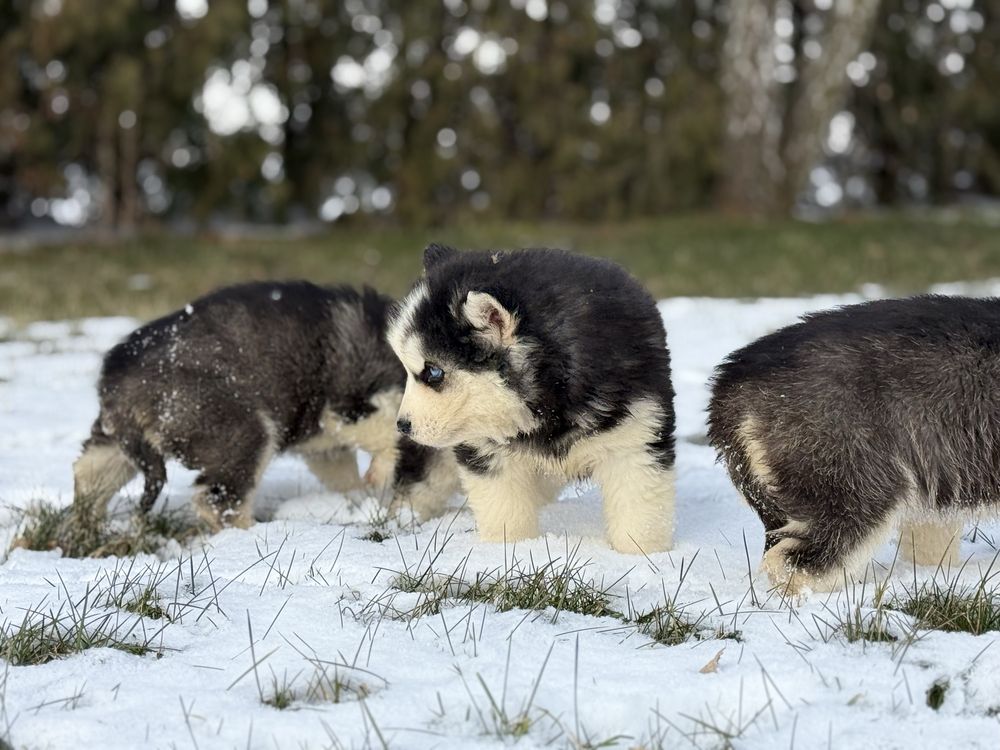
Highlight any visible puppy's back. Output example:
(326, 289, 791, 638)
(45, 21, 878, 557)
(708, 295, 1000, 512)
(97, 282, 400, 450)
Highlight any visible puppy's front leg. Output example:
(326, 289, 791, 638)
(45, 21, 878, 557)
(301, 448, 365, 493)
(363, 448, 398, 495)
(595, 455, 674, 555)
(460, 454, 547, 543)
(391, 449, 460, 521)
(590, 400, 674, 554)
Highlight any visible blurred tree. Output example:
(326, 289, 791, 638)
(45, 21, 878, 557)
(358, 0, 721, 223)
(852, 0, 1000, 205)
(249, 1, 362, 221)
(0, 0, 247, 229)
(2, 0, 999, 227)
(719, 0, 882, 215)
(209, 0, 723, 225)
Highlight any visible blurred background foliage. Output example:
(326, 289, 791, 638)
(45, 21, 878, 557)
(1, 0, 998, 231)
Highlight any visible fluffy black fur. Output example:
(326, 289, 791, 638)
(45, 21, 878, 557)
(708, 295, 1000, 581)
(408, 244, 675, 469)
(80, 281, 427, 521)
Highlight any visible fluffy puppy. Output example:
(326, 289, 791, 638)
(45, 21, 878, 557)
(387, 244, 676, 553)
(73, 281, 457, 530)
(708, 295, 1000, 593)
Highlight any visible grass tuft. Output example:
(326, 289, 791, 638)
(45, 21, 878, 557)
(235, 615, 380, 712)
(260, 663, 372, 710)
(460, 669, 537, 740)
(385, 545, 744, 651)
(926, 680, 949, 710)
(454, 639, 554, 742)
(263, 674, 297, 710)
(98, 567, 172, 621)
(839, 606, 897, 644)
(458, 557, 617, 617)
(300, 665, 371, 705)
(807, 571, 902, 645)
(634, 603, 742, 647)
(360, 528, 392, 543)
(635, 603, 702, 646)
(120, 588, 169, 621)
(9, 499, 202, 559)
(390, 545, 620, 620)
(386, 571, 452, 619)
(0, 603, 163, 666)
(891, 578, 1000, 635)
(392, 569, 439, 595)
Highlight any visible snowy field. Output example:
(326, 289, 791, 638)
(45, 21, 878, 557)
(2, 288, 1000, 750)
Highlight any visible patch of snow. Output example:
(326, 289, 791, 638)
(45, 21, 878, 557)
(1, 292, 999, 749)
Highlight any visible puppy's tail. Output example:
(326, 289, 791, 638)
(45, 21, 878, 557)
(72, 417, 136, 517)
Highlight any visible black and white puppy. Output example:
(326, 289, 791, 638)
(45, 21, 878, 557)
(387, 245, 676, 553)
(708, 295, 1000, 592)
(73, 281, 457, 530)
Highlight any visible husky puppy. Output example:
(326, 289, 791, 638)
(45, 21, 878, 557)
(73, 281, 457, 530)
(386, 244, 676, 554)
(708, 295, 1000, 593)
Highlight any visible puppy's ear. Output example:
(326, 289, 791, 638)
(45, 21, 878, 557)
(463, 291, 517, 345)
(423, 243, 457, 271)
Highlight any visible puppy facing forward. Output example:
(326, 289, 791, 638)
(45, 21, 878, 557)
(709, 295, 1000, 593)
(387, 244, 676, 554)
(73, 281, 457, 531)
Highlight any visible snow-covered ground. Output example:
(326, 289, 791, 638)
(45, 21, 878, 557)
(2, 289, 1000, 750)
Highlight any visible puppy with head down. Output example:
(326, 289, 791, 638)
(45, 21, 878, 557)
(73, 281, 457, 530)
(388, 244, 676, 554)
(709, 295, 1000, 593)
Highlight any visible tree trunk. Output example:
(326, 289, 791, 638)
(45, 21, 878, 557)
(118, 116, 139, 231)
(96, 106, 117, 229)
(781, 0, 882, 210)
(717, 0, 785, 215)
(718, 0, 882, 216)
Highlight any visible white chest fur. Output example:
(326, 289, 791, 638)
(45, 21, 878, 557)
(495, 398, 665, 481)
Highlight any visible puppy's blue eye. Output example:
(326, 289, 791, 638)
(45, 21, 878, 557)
(420, 364, 445, 386)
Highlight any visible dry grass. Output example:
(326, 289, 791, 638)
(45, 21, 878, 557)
(9, 499, 202, 559)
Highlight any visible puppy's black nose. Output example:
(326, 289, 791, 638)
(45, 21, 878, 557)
(396, 418, 412, 435)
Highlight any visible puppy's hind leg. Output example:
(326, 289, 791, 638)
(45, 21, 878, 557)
(118, 436, 167, 514)
(721, 413, 902, 593)
(390, 440, 460, 522)
(762, 503, 900, 594)
(73, 421, 137, 521)
(363, 448, 399, 496)
(189, 413, 278, 532)
(899, 516, 963, 569)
